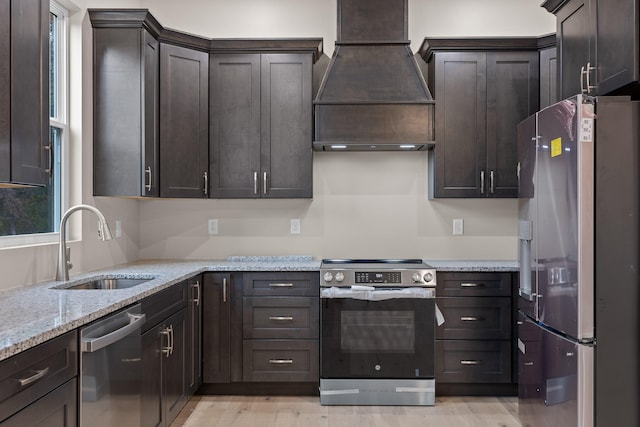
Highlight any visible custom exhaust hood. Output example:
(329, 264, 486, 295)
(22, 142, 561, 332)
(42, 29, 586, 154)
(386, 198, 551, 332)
(313, 0, 435, 151)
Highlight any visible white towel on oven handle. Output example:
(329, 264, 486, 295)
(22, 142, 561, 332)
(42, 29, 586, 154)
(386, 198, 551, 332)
(320, 286, 435, 301)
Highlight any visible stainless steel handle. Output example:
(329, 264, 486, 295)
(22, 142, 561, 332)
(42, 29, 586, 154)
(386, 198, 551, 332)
(161, 325, 173, 357)
(480, 170, 485, 194)
(253, 171, 258, 195)
(18, 367, 50, 387)
(145, 166, 152, 192)
(460, 282, 482, 288)
(581, 63, 596, 94)
(269, 283, 294, 288)
(269, 316, 294, 321)
(524, 361, 534, 366)
(460, 360, 481, 365)
(223, 277, 227, 303)
(192, 281, 200, 306)
(585, 62, 596, 93)
(263, 171, 268, 195)
(81, 313, 146, 353)
(268, 359, 294, 365)
(460, 316, 480, 321)
(566, 352, 575, 357)
(490, 170, 494, 194)
(203, 172, 208, 196)
(44, 144, 53, 176)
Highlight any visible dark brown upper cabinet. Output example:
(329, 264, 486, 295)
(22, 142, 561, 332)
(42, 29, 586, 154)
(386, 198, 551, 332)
(91, 10, 161, 197)
(543, 0, 640, 98)
(159, 43, 209, 198)
(538, 35, 558, 109)
(0, 0, 49, 187)
(209, 53, 313, 198)
(420, 38, 540, 198)
(89, 9, 321, 199)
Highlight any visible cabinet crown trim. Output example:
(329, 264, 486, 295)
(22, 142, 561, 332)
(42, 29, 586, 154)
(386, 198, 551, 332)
(418, 37, 543, 61)
(89, 9, 323, 61)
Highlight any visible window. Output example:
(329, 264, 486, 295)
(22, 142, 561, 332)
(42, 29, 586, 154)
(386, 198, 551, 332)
(0, 1, 68, 244)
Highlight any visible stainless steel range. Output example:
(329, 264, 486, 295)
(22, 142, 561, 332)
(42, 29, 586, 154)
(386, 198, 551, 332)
(319, 259, 437, 406)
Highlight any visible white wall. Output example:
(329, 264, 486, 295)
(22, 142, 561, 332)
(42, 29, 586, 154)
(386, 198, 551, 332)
(138, 0, 553, 261)
(0, 0, 554, 290)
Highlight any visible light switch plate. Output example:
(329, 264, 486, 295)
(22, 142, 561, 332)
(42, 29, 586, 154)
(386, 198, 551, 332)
(453, 218, 464, 235)
(290, 219, 301, 234)
(208, 219, 218, 235)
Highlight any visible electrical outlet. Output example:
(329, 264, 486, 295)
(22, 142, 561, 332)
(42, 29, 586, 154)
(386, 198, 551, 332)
(115, 220, 122, 238)
(290, 219, 301, 235)
(453, 218, 464, 235)
(208, 219, 218, 235)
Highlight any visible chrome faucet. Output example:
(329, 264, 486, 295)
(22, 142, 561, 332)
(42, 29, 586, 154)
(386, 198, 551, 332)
(56, 204, 113, 281)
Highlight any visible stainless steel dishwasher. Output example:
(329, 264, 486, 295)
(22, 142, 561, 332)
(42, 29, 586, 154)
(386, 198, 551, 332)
(80, 303, 145, 427)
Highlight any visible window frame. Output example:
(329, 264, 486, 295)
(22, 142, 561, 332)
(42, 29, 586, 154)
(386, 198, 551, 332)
(0, 0, 69, 249)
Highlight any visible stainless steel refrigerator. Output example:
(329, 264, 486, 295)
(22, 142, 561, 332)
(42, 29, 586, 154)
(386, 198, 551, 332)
(517, 95, 640, 426)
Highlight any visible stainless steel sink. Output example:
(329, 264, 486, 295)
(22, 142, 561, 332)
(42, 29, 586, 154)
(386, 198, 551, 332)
(54, 277, 152, 290)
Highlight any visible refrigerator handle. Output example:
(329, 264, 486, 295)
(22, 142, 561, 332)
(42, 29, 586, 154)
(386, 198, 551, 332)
(518, 220, 535, 302)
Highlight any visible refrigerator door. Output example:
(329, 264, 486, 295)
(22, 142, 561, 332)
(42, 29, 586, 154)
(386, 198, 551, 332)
(517, 113, 538, 319)
(518, 312, 594, 427)
(534, 96, 594, 340)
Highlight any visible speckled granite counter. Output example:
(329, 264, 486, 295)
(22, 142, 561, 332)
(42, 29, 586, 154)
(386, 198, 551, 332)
(424, 260, 518, 272)
(0, 257, 518, 362)
(0, 256, 320, 362)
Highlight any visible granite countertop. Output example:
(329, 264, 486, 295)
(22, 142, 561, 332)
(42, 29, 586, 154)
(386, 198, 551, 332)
(0, 256, 517, 362)
(0, 256, 320, 362)
(425, 260, 519, 272)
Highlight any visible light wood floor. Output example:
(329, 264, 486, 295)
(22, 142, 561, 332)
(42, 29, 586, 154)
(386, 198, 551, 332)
(170, 395, 521, 427)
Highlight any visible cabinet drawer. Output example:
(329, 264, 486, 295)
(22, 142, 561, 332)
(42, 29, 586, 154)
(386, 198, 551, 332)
(243, 340, 319, 382)
(0, 331, 77, 422)
(436, 297, 511, 340)
(243, 297, 319, 339)
(436, 272, 512, 297)
(0, 378, 77, 427)
(141, 280, 188, 331)
(243, 272, 319, 297)
(436, 340, 511, 384)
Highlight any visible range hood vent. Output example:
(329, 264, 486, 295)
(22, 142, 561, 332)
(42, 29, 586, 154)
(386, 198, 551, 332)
(313, 0, 435, 151)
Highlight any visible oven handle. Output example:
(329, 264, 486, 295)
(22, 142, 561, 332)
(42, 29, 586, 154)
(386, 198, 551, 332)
(320, 286, 435, 301)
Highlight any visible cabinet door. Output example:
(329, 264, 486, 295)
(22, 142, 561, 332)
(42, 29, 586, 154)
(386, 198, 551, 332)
(186, 276, 202, 395)
(432, 51, 487, 198)
(93, 27, 159, 197)
(202, 273, 232, 383)
(141, 325, 163, 427)
(142, 30, 160, 196)
(539, 46, 558, 109)
(160, 44, 209, 198)
(163, 309, 188, 426)
(1, 0, 48, 186)
(486, 51, 539, 198)
(0, 0, 9, 183)
(0, 379, 77, 427)
(209, 54, 261, 198)
(595, 0, 639, 94)
(260, 54, 313, 198)
(556, 0, 595, 99)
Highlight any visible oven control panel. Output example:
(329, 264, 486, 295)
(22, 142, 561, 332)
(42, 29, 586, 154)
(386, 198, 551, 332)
(321, 269, 436, 287)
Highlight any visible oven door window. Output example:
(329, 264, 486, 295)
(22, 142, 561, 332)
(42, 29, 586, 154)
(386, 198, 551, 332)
(341, 310, 415, 353)
(321, 298, 435, 379)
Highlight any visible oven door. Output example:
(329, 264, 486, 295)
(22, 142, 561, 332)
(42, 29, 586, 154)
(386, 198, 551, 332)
(321, 294, 435, 379)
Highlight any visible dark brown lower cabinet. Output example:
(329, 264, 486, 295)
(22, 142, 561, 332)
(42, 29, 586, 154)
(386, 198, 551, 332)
(141, 281, 189, 427)
(0, 379, 77, 427)
(202, 273, 236, 384)
(435, 272, 517, 396)
(201, 272, 319, 395)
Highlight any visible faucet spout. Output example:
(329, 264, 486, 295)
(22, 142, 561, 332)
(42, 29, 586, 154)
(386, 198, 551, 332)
(56, 204, 113, 281)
